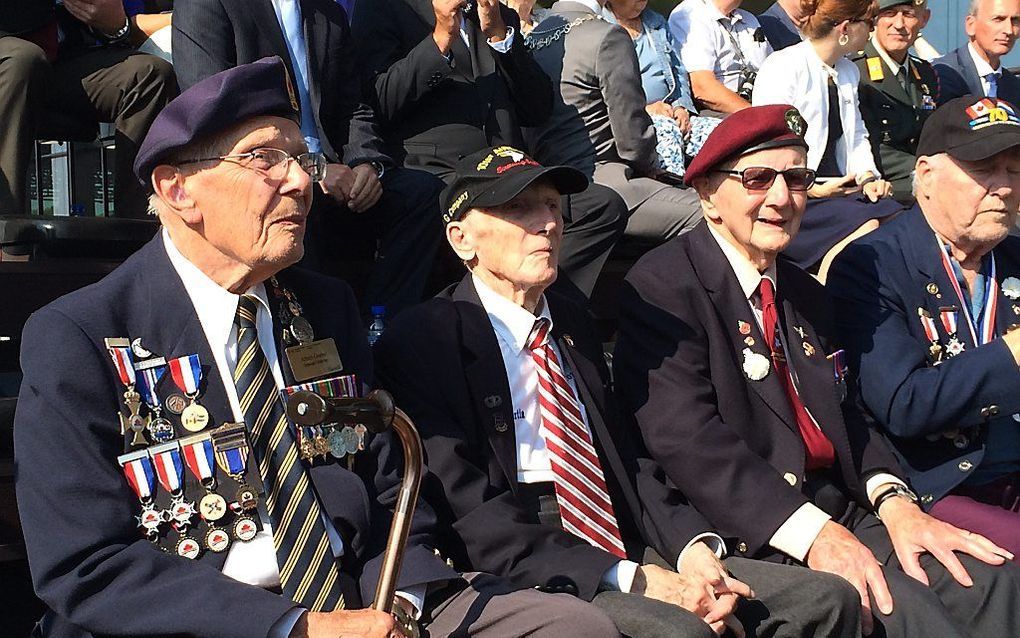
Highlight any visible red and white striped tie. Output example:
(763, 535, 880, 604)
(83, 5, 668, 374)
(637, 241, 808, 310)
(528, 318, 627, 558)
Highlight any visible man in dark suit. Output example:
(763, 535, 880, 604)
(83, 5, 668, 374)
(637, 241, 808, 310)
(829, 96, 1020, 563)
(375, 146, 867, 638)
(614, 104, 1020, 638)
(14, 59, 621, 638)
(352, 0, 626, 299)
(172, 0, 444, 318)
(0, 0, 176, 216)
(933, 0, 1020, 105)
(854, 0, 937, 203)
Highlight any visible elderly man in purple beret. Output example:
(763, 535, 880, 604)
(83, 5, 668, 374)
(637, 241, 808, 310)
(13, 57, 621, 638)
(615, 103, 1020, 638)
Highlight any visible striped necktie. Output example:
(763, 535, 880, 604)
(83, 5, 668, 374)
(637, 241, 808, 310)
(233, 295, 346, 610)
(527, 318, 626, 558)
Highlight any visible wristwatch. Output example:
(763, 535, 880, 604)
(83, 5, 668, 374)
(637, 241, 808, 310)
(96, 16, 132, 44)
(370, 161, 386, 180)
(873, 484, 919, 518)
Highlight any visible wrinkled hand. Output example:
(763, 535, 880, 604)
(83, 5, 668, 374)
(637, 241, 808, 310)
(477, 0, 508, 42)
(862, 178, 892, 202)
(432, 0, 467, 53)
(646, 101, 674, 119)
(672, 106, 692, 137)
(294, 609, 403, 638)
(319, 162, 357, 203)
(62, 0, 127, 35)
(634, 556, 752, 636)
(808, 173, 859, 199)
(348, 164, 384, 213)
(806, 521, 892, 635)
(678, 542, 754, 636)
(880, 496, 1013, 589)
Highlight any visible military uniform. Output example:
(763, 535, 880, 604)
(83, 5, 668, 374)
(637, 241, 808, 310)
(854, 40, 938, 203)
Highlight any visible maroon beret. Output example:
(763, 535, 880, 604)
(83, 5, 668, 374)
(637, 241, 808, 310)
(683, 105, 809, 185)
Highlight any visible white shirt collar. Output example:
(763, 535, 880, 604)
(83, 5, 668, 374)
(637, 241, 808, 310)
(969, 41, 1002, 77)
(871, 35, 904, 77)
(161, 228, 272, 346)
(706, 224, 778, 301)
(472, 274, 552, 354)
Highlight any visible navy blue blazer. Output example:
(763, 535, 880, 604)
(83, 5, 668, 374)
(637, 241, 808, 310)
(933, 44, 1020, 106)
(828, 207, 1020, 506)
(614, 222, 905, 560)
(758, 2, 801, 52)
(373, 275, 717, 602)
(14, 236, 455, 638)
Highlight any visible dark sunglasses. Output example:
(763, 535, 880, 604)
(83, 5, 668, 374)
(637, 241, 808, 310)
(713, 166, 817, 191)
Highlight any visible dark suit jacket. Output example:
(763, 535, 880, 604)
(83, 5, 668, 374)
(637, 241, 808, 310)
(374, 276, 715, 601)
(351, 0, 553, 177)
(827, 207, 1020, 505)
(614, 223, 905, 560)
(14, 237, 455, 638)
(933, 44, 1020, 106)
(758, 2, 801, 52)
(854, 42, 939, 202)
(172, 0, 390, 167)
(0, 0, 53, 36)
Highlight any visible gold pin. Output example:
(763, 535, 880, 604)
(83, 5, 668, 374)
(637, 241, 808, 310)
(927, 283, 939, 295)
(802, 342, 816, 357)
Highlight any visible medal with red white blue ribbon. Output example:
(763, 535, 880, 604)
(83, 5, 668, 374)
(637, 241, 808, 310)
(169, 354, 210, 432)
(136, 358, 174, 442)
(935, 236, 998, 356)
(118, 449, 163, 539)
(182, 435, 228, 523)
(106, 341, 148, 446)
(149, 441, 196, 528)
(917, 308, 944, 363)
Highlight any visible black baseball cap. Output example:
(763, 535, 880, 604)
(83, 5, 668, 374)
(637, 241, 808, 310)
(441, 147, 589, 225)
(917, 95, 1020, 161)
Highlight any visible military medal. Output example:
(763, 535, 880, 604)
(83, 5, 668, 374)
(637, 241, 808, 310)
(232, 516, 258, 542)
(136, 358, 174, 443)
(938, 307, 967, 357)
(211, 423, 261, 512)
(168, 354, 210, 432)
(205, 527, 231, 553)
(107, 342, 150, 446)
(165, 393, 187, 415)
(281, 375, 363, 462)
(289, 316, 314, 344)
(917, 308, 943, 364)
(150, 441, 196, 529)
(119, 449, 163, 539)
(181, 435, 229, 522)
(934, 234, 1001, 358)
(175, 535, 202, 559)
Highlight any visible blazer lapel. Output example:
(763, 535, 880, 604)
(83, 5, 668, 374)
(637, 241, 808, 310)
(253, 0, 299, 83)
(451, 278, 520, 491)
(688, 225, 800, 434)
(958, 46, 986, 96)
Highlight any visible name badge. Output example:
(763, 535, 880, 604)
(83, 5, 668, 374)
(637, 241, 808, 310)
(286, 338, 343, 382)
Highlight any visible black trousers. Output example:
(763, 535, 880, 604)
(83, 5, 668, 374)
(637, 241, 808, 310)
(558, 182, 628, 300)
(301, 165, 445, 320)
(0, 36, 177, 216)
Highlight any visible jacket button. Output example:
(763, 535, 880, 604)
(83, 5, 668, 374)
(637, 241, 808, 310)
(989, 405, 1000, 417)
(981, 407, 991, 419)
(953, 434, 969, 449)
(737, 541, 748, 554)
(921, 494, 934, 504)
(783, 472, 798, 486)
(959, 460, 973, 472)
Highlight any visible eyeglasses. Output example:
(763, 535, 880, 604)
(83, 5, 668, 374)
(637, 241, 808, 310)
(176, 147, 326, 182)
(713, 166, 817, 191)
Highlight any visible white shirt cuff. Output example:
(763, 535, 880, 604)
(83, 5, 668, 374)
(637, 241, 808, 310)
(486, 26, 516, 52)
(768, 502, 831, 562)
(865, 473, 908, 506)
(601, 559, 640, 593)
(395, 586, 427, 619)
(675, 533, 727, 572)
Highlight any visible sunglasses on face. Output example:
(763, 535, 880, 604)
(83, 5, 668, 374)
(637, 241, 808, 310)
(713, 166, 817, 191)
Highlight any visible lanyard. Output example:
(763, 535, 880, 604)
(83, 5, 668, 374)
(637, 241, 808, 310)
(935, 235, 998, 345)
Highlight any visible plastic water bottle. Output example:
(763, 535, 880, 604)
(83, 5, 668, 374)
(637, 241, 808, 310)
(367, 306, 386, 346)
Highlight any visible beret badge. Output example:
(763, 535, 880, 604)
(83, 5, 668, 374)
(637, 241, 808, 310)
(785, 109, 806, 137)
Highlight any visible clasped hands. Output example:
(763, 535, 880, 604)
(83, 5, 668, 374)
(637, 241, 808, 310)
(320, 163, 384, 213)
(646, 101, 692, 137)
(632, 541, 753, 636)
(805, 496, 1014, 635)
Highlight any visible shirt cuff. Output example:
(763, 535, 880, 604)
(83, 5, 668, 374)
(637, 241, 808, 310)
(675, 532, 727, 572)
(271, 607, 306, 638)
(768, 502, 831, 562)
(486, 26, 516, 52)
(395, 585, 427, 620)
(865, 473, 908, 506)
(601, 559, 640, 593)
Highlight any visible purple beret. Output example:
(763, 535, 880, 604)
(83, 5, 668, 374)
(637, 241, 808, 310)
(683, 105, 809, 185)
(132, 56, 301, 185)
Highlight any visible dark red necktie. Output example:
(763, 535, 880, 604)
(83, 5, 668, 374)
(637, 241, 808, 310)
(758, 278, 836, 470)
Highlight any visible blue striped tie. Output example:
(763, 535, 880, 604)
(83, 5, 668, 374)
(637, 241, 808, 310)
(233, 295, 345, 610)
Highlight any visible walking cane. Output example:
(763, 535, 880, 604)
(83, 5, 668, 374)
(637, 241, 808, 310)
(285, 389, 423, 613)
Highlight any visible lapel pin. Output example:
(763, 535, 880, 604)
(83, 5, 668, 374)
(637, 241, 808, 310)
(563, 334, 574, 347)
(741, 348, 770, 381)
(131, 337, 153, 359)
(483, 395, 502, 409)
(744, 336, 755, 347)
(802, 341, 815, 357)
(493, 414, 509, 433)
(794, 325, 807, 339)
(738, 320, 751, 335)
(926, 283, 939, 295)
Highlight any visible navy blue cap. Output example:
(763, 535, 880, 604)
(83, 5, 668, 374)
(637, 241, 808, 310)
(133, 56, 301, 185)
